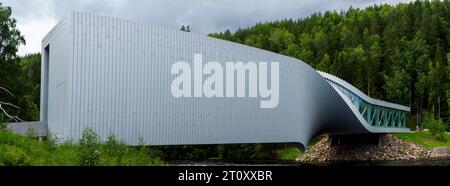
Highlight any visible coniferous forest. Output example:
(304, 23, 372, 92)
(1, 0, 449, 131)
(0, 1, 449, 165)
(210, 0, 450, 130)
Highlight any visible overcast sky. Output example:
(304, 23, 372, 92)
(2, 0, 414, 56)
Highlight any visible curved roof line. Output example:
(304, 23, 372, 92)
(330, 85, 410, 133)
(317, 71, 410, 112)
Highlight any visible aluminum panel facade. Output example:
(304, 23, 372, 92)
(42, 12, 409, 148)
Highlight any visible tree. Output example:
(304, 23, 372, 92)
(0, 87, 22, 123)
(427, 59, 444, 117)
(446, 53, 450, 125)
(268, 28, 295, 52)
(0, 3, 26, 122)
(222, 29, 232, 40)
(316, 53, 331, 72)
(330, 50, 350, 81)
(384, 69, 411, 104)
(207, 1, 450, 130)
(349, 45, 367, 91)
(281, 44, 300, 58)
(297, 48, 315, 65)
(186, 25, 190, 32)
(415, 72, 427, 128)
(0, 3, 24, 62)
(79, 128, 101, 166)
(20, 54, 41, 107)
(313, 30, 328, 59)
(180, 25, 190, 32)
(422, 111, 447, 141)
(409, 32, 431, 120)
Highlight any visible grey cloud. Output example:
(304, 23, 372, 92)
(1, 0, 414, 55)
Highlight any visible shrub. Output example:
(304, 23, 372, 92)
(0, 114, 8, 131)
(423, 112, 447, 141)
(278, 147, 302, 160)
(218, 144, 271, 160)
(432, 119, 447, 141)
(78, 128, 101, 166)
(0, 145, 30, 166)
(43, 131, 57, 152)
(103, 134, 127, 165)
(0, 131, 27, 148)
(128, 137, 162, 166)
(46, 141, 79, 166)
(0, 130, 163, 166)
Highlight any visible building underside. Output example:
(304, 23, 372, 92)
(8, 12, 412, 149)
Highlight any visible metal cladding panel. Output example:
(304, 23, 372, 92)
(43, 12, 409, 147)
(318, 71, 410, 112)
(41, 16, 72, 138)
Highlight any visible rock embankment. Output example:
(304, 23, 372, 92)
(297, 134, 448, 162)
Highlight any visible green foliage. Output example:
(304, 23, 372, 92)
(19, 53, 41, 109)
(99, 135, 163, 166)
(0, 131, 46, 166)
(383, 69, 411, 104)
(6, 54, 41, 121)
(217, 144, 271, 160)
(0, 145, 30, 166)
(47, 141, 79, 166)
(2, 0, 450, 163)
(447, 53, 450, 130)
(0, 130, 163, 166)
(269, 28, 295, 52)
(394, 131, 450, 149)
(209, 0, 450, 128)
(432, 119, 447, 141)
(0, 114, 8, 131)
(43, 131, 57, 151)
(422, 111, 447, 141)
(103, 134, 127, 165)
(316, 54, 331, 72)
(278, 147, 302, 160)
(0, 3, 24, 61)
(0, 3, 36, 122)
(78, 128, 101, 166)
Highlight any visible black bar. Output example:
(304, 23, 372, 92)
(1, 166, 448, 185)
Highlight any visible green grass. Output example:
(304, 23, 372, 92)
(278, 147, 302, 160)
(276, 135, 325, 160)
(0, 130, 164, 166)
(394, 131, 450, 150)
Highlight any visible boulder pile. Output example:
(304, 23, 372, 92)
(297, 134, 447, 162)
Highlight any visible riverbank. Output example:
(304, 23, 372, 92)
(1, 128, 448, 166)
(394, 131, 450, 152)
(168, 157, 450, 166)
(0, 130, 163, 166)
(296, 133, 448, 162)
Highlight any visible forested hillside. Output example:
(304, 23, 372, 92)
(0, 3, 40, 123)
(1, 1, 449, 130)
(210, 0, 450, 129)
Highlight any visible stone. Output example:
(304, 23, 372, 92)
(297, 134, 449, 163)
(432, 147, 448, 156)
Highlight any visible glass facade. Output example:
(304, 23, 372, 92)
(328, 80, 408, 128)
